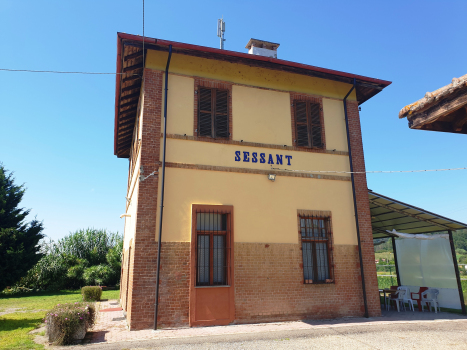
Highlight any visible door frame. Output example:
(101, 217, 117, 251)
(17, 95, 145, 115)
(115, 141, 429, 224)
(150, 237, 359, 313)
(190, 204, 235, 326)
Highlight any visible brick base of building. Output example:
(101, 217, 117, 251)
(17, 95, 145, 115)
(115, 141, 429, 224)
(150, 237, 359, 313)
(121, 242, 380, 330)
(233, 243, 379, 323)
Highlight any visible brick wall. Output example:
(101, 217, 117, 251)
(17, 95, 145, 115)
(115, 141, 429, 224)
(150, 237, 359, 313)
(345, 100, 380, 317)
(124, 68, 163, 330)
(156, 242, 191, 328)
(234, 243, 364, 322)
(126, 242, 368, 328)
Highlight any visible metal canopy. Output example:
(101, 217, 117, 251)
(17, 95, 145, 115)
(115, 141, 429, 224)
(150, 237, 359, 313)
(369, 190, 467, 238)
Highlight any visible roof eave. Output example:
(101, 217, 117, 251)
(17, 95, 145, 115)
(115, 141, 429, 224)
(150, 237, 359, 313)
(114, 32, 392, 157)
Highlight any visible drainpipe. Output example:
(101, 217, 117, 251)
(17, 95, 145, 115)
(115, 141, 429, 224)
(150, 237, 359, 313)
(154, 45, 172, 330)
(343, 78, 369, 318)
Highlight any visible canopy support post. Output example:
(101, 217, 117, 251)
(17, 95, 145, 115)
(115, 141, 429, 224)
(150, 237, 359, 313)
(448, 230, 466, 315)
(391, 237, 401, 286)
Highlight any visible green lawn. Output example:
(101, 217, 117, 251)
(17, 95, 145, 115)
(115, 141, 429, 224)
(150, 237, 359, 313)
(0, 290, 120, 350)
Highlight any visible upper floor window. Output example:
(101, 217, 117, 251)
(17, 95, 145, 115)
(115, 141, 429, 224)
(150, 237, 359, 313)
(293, 101, 323, 148)
(198, 88, 229, 139)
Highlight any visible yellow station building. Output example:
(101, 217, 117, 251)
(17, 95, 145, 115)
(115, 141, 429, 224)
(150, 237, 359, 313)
(114, 33, 391, 330)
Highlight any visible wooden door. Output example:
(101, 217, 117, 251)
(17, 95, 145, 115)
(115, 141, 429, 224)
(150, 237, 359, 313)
(190, 205, 235, 326)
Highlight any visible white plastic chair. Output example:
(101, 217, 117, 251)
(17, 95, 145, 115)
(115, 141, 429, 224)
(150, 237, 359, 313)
(389, 287, 409, 312)
(398, 286, 415, 311)
(421, 288, 440, 313)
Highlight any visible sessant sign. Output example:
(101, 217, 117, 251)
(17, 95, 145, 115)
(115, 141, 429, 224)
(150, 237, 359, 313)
(235, 151, 292, 166)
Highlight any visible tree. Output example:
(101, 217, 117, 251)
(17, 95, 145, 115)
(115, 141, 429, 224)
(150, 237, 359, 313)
(453, 229, 467, 251)
(0, 164, 44, 290)
(19, 228, 123, 290)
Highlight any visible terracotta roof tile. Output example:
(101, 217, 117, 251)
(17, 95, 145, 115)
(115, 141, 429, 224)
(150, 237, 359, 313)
(399, 73, 467, 118)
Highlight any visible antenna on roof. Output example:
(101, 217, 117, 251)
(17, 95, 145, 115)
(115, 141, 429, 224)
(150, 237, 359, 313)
(217, 17, 226, 50)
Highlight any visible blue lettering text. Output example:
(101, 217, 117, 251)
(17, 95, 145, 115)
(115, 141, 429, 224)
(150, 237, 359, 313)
(235, 151, 241, 162)
(268, 154, 274, 164)
(260, 153, 266, 163)
(252, 152, 258, 163)
(243, 151, 250, 162)
(285, 155, 292, 165)
(276, 154, 283, 165)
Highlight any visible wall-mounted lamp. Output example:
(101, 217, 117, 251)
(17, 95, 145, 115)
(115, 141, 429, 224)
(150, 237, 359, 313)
(268, 174, 276, 182)
(120, 213, 131, 219)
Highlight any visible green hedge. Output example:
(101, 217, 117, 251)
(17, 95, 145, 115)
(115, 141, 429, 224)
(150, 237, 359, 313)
(377, 276, 398, 289)
(378, 275, 467, 294)
(81, 286, 102, 302)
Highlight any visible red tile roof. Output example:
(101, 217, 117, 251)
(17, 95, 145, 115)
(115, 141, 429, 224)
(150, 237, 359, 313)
(399, 74, 467, 119)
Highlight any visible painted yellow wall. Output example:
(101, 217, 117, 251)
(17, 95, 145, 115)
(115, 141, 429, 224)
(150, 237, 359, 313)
(156, 167, 357, 245)
(147, 51, 357, 101)
(123, 180, 139, 250)
(322, 99, 349, 152)
(141, 49, 359, 248)
(123, 107, 144, 251)
(158, 77, 351, 167)
(164, 138, 350, 176)
(163, 74, 194, 136)
(232, 86, 292, 145)
(158, 74, 351, 154)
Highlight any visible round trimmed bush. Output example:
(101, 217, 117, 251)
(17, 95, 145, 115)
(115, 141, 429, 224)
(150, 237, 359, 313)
(81, 286, 102, 302)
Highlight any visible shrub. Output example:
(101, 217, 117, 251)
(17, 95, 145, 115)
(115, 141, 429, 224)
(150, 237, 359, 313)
(106, 239, 123, 271)
(83, 264, 116, 286)
(81, 286, 102, 302)
(377, 275, 398, 289)
(11, 229, 123, 291)
(45, 302, 96, 345)
(1, 286, 33, 295)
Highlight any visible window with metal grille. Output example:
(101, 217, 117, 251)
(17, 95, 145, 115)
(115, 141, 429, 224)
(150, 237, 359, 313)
(294, 101, 323, 148)
(198, 88, 229, 138)
(300, 216, 334, 284)
(195, 210, 231, 286)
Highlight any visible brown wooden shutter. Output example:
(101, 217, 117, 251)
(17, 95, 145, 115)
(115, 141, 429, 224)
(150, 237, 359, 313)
(198, 88, 212, 136)
(214, 89, 229, 138)
(295, 101, 309, 147)
(309, 102, 322, 148)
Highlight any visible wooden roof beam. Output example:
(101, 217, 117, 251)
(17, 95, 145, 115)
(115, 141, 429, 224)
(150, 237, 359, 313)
(120, 92, 140, 102)
(119, 118, 136, 128)
(453, 106, 467, 132)
(119, 107, 137, 117)
(122, 74, 141, 83)
(410, 88, 467, 129)
(122, 83, 141, 93)
(123, 62, 143, 72)
(124, 51, 143, 61)
(117, 134, 133, 145)
(120, 101, 138, 109)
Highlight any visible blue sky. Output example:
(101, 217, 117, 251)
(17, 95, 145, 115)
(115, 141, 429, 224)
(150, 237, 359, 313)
(1, 0, 467, 241)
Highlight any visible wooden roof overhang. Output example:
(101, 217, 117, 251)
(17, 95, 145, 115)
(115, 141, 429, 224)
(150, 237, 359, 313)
(369, 190, 467, 239)
(399, 74, 467, 134)
(114, 33, 391, 158)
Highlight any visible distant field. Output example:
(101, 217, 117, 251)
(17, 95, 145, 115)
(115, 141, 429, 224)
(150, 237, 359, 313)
(377, 275, 467, 294)
(374, 252, 394, 262)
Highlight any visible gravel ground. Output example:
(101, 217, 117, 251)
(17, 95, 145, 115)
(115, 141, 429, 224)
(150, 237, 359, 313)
(74, 320, 467, 350)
